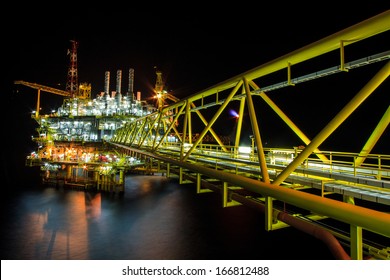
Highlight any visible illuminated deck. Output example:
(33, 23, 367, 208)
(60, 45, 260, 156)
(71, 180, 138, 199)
(112, 142, 390, 206)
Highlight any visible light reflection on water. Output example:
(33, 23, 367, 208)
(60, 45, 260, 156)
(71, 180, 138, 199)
(1, 174, 334, 260)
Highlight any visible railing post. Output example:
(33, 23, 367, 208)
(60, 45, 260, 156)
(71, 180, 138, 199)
(329, 153, 333, 174)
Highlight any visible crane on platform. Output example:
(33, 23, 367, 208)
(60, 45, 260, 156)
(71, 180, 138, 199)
(14, 80, 91, 118)
(14, 80, 73, 97)
(14, 80, 73, 119)
(14, 40, 91, 118)
(153, 67, 179, 109)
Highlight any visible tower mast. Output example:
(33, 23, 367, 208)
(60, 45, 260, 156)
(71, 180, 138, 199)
(66, 40, 79, 98)
(154, 67, 165, 109)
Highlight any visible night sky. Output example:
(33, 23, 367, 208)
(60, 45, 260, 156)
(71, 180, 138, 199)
(6, 6, 389, 96)
(3, 5, 390, 175)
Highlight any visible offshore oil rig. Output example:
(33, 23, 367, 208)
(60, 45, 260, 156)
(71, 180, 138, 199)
(15, 40, 163, 193)
(13, 11, 390, 260)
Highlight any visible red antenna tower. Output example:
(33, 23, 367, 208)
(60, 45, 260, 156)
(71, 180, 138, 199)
(66, 40, 79, 97)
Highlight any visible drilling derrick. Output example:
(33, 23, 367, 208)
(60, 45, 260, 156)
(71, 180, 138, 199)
(66, 40, 79, 98)
(128, 68, 135, 102)
(154, 68, 166, 109)
(154, 68, 178, 106)
(155, 69, 164, 94)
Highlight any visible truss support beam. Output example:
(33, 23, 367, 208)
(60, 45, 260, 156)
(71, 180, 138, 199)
(356, 105, 390, 167)
(249, 80, 329, 163)
(244, 78, 270, 183)
(273, 60, 390, 186)
(183, 81, 242, 161)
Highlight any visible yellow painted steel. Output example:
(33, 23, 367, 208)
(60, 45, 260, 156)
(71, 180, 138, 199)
(185, 10, 390, 100)
(147, 98, 228, 151)
(123, 122, 134, 144)
(111, 143, 390, 240)
(181, 101, 190, 160)
(243, 77, 270, 183)
(133, 118, 148, 145)
(154, 101, 186, 150)
(273, 60, 390, 186)
(356, 105, 390, 167)
(222, 182, 228, 207)
(112, 11, 389, 166)
(196, 173, 201, 193)
(142, 116, 159, 147)
(248, 80, 329, 163)
(222, 182, 241, 207)
(265, 197, 274, 231)
(244, 78, 272, 230)
(350, 225, 363, 260)
(171, 125, 183, 143)
(209, 10, 390, 100)
(14, 81, 91, 119)
(179, 167, 184, 184)
(340, 41, 348, 72)
(190, 103, 227, 151)
(235, 97, 246, 149)
(107, 12, 389, 258)
(36, 89, 40, 118)
(113, 12, 389, 161)
(166, 162, 170, 178)
(152, 113, 163, 148)
(187, 102, 192, 144)
(14, 80, 73, 98)
(287, 62, 295, 86)
(182, 80, 243, 161)
(121, 125, 129, 143)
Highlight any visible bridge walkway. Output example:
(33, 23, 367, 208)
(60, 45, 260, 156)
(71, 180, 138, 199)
(147, 144, 390, 205)
(109, 11, 390, 260)
(111, 141, 390, 260)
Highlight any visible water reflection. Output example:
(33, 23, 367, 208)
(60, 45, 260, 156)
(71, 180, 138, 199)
(17, 189, 98, 259)
(1, 174, 335, 260)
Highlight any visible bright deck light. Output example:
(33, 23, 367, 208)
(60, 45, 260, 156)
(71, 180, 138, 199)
(238, 146, 251, 154)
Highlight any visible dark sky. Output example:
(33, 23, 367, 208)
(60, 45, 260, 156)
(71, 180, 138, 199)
(7, 6, 388, 96)
(4, 5, 390, 154)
